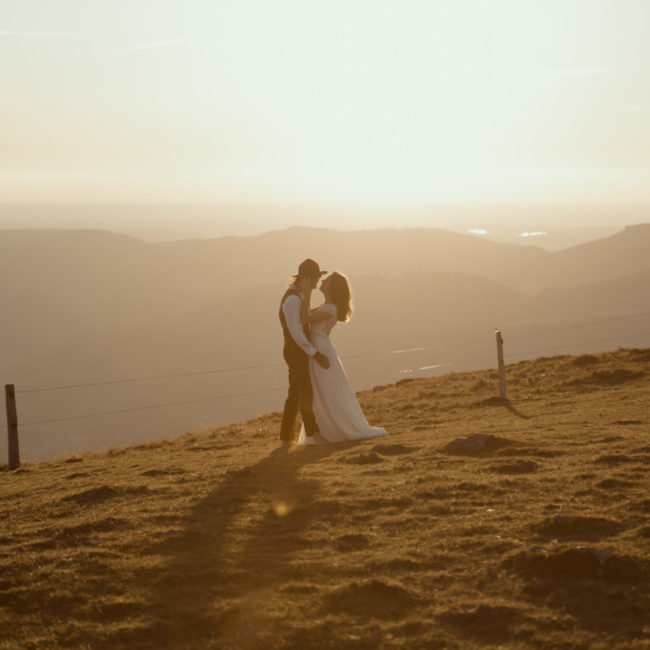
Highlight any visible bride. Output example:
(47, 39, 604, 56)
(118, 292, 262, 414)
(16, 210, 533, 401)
(297, 272, 387, 445)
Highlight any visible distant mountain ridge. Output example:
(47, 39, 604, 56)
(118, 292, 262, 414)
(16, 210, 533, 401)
(547, 223, 650, 285)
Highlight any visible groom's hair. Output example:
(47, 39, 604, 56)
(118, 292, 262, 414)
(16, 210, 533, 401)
(329, 272, 353, 322)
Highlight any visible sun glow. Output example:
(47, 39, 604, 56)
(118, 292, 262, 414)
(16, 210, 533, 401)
(1, 1, 649, 206)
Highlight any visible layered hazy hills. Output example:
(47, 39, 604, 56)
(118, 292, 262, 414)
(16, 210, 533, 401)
(2, 222, 650, 356)
(1, 224, 649, 462)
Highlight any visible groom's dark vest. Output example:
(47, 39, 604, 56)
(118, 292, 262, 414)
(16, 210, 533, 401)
(279, 287, 310, 358)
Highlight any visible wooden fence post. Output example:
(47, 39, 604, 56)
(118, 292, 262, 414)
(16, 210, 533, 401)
(5, 384, 20, 470)
(495, 330, 507, 399)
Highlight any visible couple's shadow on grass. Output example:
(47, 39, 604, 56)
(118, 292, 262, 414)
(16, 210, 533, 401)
(139, 441, 349, 647)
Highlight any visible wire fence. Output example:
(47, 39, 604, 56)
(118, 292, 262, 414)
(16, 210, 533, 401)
(2, 309, 650, 431)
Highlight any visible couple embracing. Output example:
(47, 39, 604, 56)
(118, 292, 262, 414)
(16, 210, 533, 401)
(279, 258, 387, 446)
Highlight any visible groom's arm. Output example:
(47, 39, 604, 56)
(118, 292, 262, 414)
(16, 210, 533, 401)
(282, 295, 317, 357)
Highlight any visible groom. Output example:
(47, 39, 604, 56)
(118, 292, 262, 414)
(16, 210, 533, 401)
(279, 258, 330, 444)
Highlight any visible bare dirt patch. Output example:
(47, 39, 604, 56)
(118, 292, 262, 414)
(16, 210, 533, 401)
(323, 579, 418, 619)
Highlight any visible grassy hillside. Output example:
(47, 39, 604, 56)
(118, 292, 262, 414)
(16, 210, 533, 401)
(1, 348, 649, 649)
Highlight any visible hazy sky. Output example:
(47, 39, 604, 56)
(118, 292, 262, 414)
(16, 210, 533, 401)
(2, 0, 650, 210)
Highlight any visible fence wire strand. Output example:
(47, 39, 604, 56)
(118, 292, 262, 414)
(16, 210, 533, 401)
(15, 310, 650, 396)
(2, 313, 649, 430)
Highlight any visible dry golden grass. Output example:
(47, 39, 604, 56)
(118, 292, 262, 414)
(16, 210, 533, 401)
(1, 348, 650, 649)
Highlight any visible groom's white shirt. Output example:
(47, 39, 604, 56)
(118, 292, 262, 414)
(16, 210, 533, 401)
(282, 292, 317, 357)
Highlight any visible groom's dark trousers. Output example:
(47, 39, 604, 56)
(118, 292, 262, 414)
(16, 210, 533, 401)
(279, 288, 319, 441)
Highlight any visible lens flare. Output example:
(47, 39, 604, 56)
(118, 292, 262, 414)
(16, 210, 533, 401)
(271, 496, 295, 517)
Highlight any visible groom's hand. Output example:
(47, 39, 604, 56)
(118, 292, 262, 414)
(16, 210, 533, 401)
(314, 352, 330, 369)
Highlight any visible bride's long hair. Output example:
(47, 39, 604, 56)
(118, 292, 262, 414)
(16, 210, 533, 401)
(328, 272, 353, 322)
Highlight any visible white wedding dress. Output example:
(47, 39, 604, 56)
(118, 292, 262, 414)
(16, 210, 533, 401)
(298, 303, 387, 445)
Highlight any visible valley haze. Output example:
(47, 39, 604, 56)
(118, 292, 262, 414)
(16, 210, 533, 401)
(1, 220, 650, 463)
